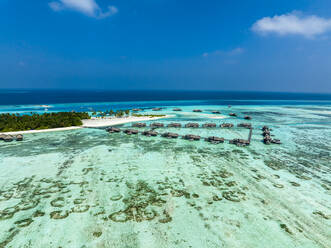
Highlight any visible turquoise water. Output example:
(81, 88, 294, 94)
(0, 103, 330, 247)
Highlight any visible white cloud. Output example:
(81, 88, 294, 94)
(228, 47, 244, 55)
(49, 0, 118, 19)
(202, 48, 244, 57)
(252, 12, 331, 38)
(98, 5, 118, 19)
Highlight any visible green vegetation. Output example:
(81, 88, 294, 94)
(91, 109, 130, 118)
(0, 112, 90, 132)
(132, 114, 166, 118)
(91, 109, 166, 119)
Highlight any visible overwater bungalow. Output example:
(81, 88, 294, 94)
(142, 130, 158, 137)
(263, 135, 281, 144)
(167, 123, 182, 128)
(173, 108, 182, 111)
(185, 123, 199, 128)
(152, 108, 162, 111)
(106, 127, 121, 133)
(271, 139, 281, 144)
(229, 138, 250, 147)
(263, 135, 273, 144)
(244, 115, 252, 120)
(161, 132, 179, 138)
(123, 129, 139, 135)
(132, 108, 142, 111)
(205, 136, 225, 144)
(0, 134, 23, 142)
(3, 135, 14, 142)
(150, 122, 164, 128)
(193, 109, 202, 112)
(229, 113, 237, 117)
(262, 126, 281, 145)
(132, 123, 147, 127)
(183, 134, 201, 141)
(237, 123, 252, 129)
(220, 123, 234, 128)
(262, 126, 269, 131)
(202, 123, 217, 128)
(262, 130, 270, 136)
(212, 111, 221, 114)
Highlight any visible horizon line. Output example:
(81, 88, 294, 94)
(1, 88, 331, 95)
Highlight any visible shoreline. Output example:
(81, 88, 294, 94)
(81, 115, 171, 128)
(0, 115, 171, 135)
(0, 126, 82, 135)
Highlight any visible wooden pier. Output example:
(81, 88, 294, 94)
(248, 128, 253, 143)
(106, 122, 257, 147)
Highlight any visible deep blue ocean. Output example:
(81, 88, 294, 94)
(1, 89, 331, 106)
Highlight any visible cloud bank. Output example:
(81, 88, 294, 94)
(49, 0, 118, 19)
(252, 12, 331, 38)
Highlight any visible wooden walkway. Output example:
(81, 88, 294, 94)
(107, 125, 254, 146)
(248, 128, 253, 143)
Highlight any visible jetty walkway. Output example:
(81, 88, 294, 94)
(106, 122, 256, 147)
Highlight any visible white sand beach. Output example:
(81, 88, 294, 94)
(0, 126, 83, 135)
(0, 115, 171, 135)
(81, 115, 171, 127)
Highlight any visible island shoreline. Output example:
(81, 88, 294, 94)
(0, 115, 171, 135)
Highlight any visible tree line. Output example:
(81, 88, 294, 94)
(91, 109, 130, 117)
(0, 112, 90, 132)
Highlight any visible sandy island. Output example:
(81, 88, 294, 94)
(0, 115, 171, 135)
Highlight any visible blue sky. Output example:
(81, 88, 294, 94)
(1, 0, 331, 92)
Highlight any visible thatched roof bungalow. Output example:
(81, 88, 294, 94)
(185, 123, 199, 128)
(106, 127, 121, 133)
(183, 134, 201, 141)
(161, 132, 179, 138)
(262, 126, 269, 131)
(142, 130, 158, 137)
(123, 129, 139, 135)
(3, 135, 14, 142)
(0, 134, 23, 142)
(167, 123, 182, 128)
(150, 122, 164, 128)
(220, 123, 234, 128)
(202, 123, 216, 128)
(205, 136, 224, 144)
(132, 123, 146, 128)
(237, 123, 252, 129)
(229, 139, 250, 147)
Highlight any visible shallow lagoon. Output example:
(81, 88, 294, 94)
(0, 103, 330, 248)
